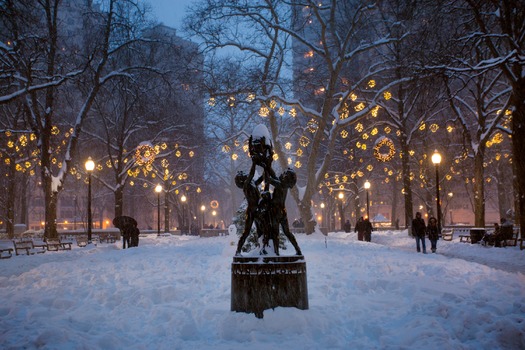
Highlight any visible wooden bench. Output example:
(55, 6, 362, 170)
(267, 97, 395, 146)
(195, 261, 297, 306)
(459, 235, 471, 243)
(440, 229, 453, 241)
(99, 233, 117, 243)
(76, 235, 88, 247)
(45, 239, 73, 251)
(0, 248, 13, 259)
(13, 240, 46, 256)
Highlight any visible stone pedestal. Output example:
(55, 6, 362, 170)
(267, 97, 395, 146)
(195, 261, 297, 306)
(231, 255, 308, 318)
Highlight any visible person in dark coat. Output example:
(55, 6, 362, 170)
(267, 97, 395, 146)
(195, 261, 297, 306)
(427, 216, 439, 253)
(355, 217, 365, 241)
(412, 212, 427, 253)
(343, 220, 351, 233)
(130, 225, 140, 247)
(364, 218, 373, 242)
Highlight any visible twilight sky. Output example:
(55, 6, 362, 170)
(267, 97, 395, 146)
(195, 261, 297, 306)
(147, 0, 195, 30)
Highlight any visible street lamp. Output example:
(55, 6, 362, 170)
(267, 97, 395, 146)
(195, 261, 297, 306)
(181, 195, 187, 234)
(85, 157, 95, 243)
(431, 150, 442, 232)
(364, 180, 371, 220)
(201, 205, 206, 229)
(338, 192, 344, 231)
(155, 184, 162, 236)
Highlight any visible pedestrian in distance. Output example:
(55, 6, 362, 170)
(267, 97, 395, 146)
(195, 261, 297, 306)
(427, 216, 439, 253)
(412, 212, 427, 253)
(343, 220, 351, 233)
(364, 218, 373, 242)
(355, 217, 366, 241)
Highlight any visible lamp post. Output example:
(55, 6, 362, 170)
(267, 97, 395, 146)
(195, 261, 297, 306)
(338, 192, 344, 231)
(155, 184, 162, 236)
(364, 180, 371, 220)
(431, 150, 442, 232)
(201, 205, 206, 229)
(85, 157, 95, 243)
(181, 195, 187, 234)
(320, 202, 325, 229)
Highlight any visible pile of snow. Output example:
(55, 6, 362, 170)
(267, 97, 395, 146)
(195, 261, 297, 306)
(1, 230, 524, 349)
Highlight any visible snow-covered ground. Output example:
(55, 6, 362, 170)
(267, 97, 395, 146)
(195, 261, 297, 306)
(1, 229, 524, 349)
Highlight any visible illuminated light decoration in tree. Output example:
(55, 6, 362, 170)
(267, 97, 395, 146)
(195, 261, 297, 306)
(228, 96, 236, 107)
(373, 136, 396, 162)
(307, 119, 318, 133)
(289, 108, 297, 117)
(371, 106, 380, 117)
(367, 164, 373, 171)
(355, 123, 364, 132)
(189, 151, 194, 157)
(161, 159, 169, 168)
(419, 122, 426, 131)
(356, 141, 361, 148)
(339, 104, 349, 119)
(362, 133, 369, 140)
(357, 170, 364, 177)
(246, 93, 255, 102)
(208, 97, 216, 106)
(287, 157, 292, 165)
(350, 93, 357, 101)
(495, 153, 501, 161)
(273, 153, 279, 160)
(371, 128, 378, 136)
(368, 80, 376, 88)
(430, 124, 439, 132)
(285, 142, 292, 150)
(354, 103, 365, 112)
(259, 105, 269, 117)
(106, 160, 112, 168)
(341, 130, 348, 138)
(210, 200, 219, 209)
(299, 136, 310, 147)
(314, 87, 325, 95)
(383, 91, 392, 100)
(269, 99, 277, 109)
(51, 126, 60, 135)
(361, 143, 367, 150)
(135, 142, 156, 167)
(295, 160, 302, 168)
(278, 106, 285, 116)
(297, 149, 303, 157)
(232, 153, 238, 160)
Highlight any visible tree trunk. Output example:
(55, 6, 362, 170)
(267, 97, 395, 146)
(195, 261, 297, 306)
(400, 137, 413, 231)
(6, 160, 16, 239)
(511, 77, 525, 242)
(473, 149, 486, 227)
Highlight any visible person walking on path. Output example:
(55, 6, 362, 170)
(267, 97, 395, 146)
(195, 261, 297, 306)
(427, 216, 439, 253)
(412, 212, 427, 253)
(355, 217, 365, 241)
(364, 218, 373, 242)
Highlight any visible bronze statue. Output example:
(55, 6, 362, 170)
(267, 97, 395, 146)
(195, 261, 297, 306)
(235, 125, 302, 256)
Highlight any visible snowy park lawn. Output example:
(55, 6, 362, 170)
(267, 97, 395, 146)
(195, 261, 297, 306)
(0, 230, 524, 349)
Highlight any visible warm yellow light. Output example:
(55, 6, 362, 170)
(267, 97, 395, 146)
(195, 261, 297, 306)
(181, 195, 187, 202)
(85, 157, 95, 172)
(155, 184, 162, 193)
(364, 180, 371, 190)
(431, 150, 442, 165)
(201, 205, 206, 211)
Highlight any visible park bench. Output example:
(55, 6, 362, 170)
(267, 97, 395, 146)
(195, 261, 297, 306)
(76, 235, 89, 247)
(0, 247, 13, 259)
(99, 233, 117, 243)
(45, 238, 73, 251)
(13, 240, 46, 256)
(440, 228, 453, 241)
